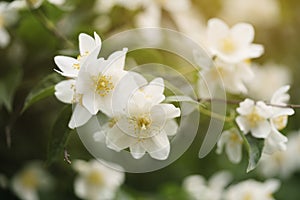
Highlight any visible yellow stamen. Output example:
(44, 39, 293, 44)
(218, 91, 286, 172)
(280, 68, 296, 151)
(246, 108, 264, 127)
(93, 74, 114, 97)
(272, 115, 288, 130)
(87, 171, 103, 185)
(221, 37, 236, 53)
(20, 170, 38, 189)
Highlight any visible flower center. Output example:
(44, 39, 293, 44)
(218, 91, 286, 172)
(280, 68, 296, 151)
(93, 74, 114, 97)
(72, 51, 89, 70)
(87, 170, 103, 186)
(20, 170, 38, 189)
(246, 108, 264, 127)
(243, 192, 253, 200)
(221, 37, 236, 53)
(137, 117, 152, 130)
(229, 130, 243, 144)
(272, 115, 288, 130)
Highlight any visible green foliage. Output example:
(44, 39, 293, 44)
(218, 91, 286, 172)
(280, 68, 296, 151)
(22, 73, 63, 113)
(46, 105, 72, 165)
(0, 66, 23, 112)
(245, 135, 264, 173)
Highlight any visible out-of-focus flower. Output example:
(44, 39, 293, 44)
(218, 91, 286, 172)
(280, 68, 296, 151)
(72, 159, 124, 200)
(104, 77, 181, 160)
(206, 18, 264, 64)
(224, 179, 280, 200)
(198, 59, 254, 98)
(12, 162, 52, 200)
(264, 85, 294, 154)
(217, 128, 243, 164)
(54, 32, 101, 78)
(94, 0, 143, 13)
(259, 131, 300, 178)
(0, 2, 19, 48)
(11, 0, 66, 9)
(246, 63, 292, 101)
(236, 99, 272, 139)
(219, 0, 280, 27)
(76, 48, 128, 116)
(183, 171, 232, 200)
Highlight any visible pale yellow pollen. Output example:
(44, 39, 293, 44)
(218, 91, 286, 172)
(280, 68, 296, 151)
(72, 63, 80, 70)
(230, 131, 243, 144)
(272, 115, 288, 130)
(93, 74, 114, 97)
(221, 37, 236, 53)
(137, 117, 151, 130)
(87, 171, 103, 185)
(20, 170, 38, 189)
(72, 51, 90, 70)
(109, 118, 117, 128)
(246, 108, 264, 127)
(243, 192, 253, 200)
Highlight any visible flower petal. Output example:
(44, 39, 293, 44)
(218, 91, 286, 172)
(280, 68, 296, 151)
(79, 33, 101, 56)
(130, 142, 146, 159)
(142, 132, 170, 160)
(251, 120, 271, 138)
(54, 79, 75, 104)
(68, 104, 92, 129)
(0, 28, 10, 48)
(231, 23, 254, 45)
(106, 126, 134, 151)
(54, 56, 78, 78)
(164, 119, 179, 136)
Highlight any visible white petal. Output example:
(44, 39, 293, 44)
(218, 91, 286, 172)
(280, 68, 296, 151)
(106, 126, 134, 151)
(231, 23, 254, 45)
(68, 104, 92, 129)
(82, 91, 98, 115)
(142, 132, 170, 160)
(236, 98, 255, 115)
(235, 116, 251, 134)
(105, 48, 128, 72)
(226, 142, 242, 163)
(54, 56, 78, 78)
(164, 120, 179, 136)
(79, 33, 99, 56)
(0, 28, 10, 48)
(216, 130, 231, 154)
(209, 171, 232, 189)
(248, 44, 264, 58)
(207, 18, 229, 43)
(54, 79, 75, 104)
(271, 85, 290, 104)
(151, 104, 181, 120)
(143, 77, 165, 104)
(130, 142, 146, 159)
(251, 120, 271, 138)
(256, 101, 273, 118)
(74, 177, 87, 199)
(48, 0, 65, 5)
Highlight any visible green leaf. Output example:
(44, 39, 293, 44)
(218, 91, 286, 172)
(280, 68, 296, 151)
(22, 73, 63, 113)
(0, 66, 23, 112)
(46, 105, 72, 165)
(245, 135, 264, 173)
(164, 95, 200, 105)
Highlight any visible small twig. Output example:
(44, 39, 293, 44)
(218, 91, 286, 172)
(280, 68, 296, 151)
(198, 98, 300, 109)
(64, 148, 71, 164)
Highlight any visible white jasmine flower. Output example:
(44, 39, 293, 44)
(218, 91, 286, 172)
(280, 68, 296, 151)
(236, 99, 272, 138)
(105, 78, 181, 160)
(206, 18, 264, 63)
(12, 161, 52, 200)
(183, 171, 232, 200)
(217, 128, 243, 164)
(54, 79, 92, 129)
(54, 32, 101, 78)
(198, 59, 254, 98)
(219, 0, 280, 27)
(95, 0, 143, 13)
(246, 63, 291, 101)
(224, 179, 280, 200)
(76, 48, 128, 116)
(72, 159, 124, 200)
(264, 85, 294, 154)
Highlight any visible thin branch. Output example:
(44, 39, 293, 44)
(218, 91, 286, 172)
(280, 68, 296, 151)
(198, 98, 300, 109)
(64, 148, 71, 164)
(25, 0, 74, 48)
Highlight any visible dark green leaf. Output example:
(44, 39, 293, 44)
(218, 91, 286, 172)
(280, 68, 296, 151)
(0, 66, 23, 112)
(22, 73, 63, 113)
(46, 105, 72, 165)
(245, 135, 264, 173)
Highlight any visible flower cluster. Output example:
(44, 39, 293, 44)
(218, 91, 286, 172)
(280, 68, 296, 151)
(54, 32, 181, 160)
(217, 85, 294, 164)
(183, 171, 280, 200)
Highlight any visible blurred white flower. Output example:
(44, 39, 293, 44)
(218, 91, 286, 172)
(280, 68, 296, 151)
(206, 18, 264, 64)
(219, 0, 280, 27)
(73, 159, 124, 200)
(264, 85, 294, 154)
(11, 0, 66, 9)
(246, 63, 292, 101)
(236, 99, 273, 138)
(0, 2, 19, 48)
(95, 0, 143, 13)
(217, 128, 243, 164)
(105, 77, 181, 160)
(259, 131, 300, 178)
(224, 179, 280, 200)
(54, 32, 101, 78)
(183, 171, 232, 200)
(12, 162, 52, 200)
(198, 59, 254, 98)
(76, 48, 128, 116)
